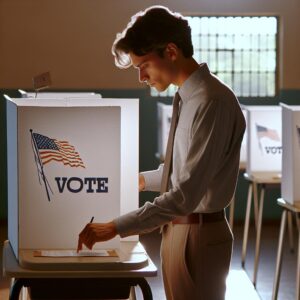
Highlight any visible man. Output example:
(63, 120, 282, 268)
(77, 6, 246, 300)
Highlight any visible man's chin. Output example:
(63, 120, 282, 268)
(153, 85, 169, 93)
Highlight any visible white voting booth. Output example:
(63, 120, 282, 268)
(244, 105, 282, 176)
(157, 102, 172, 160)
(6, 96, 139, 260)
(281, 103, 300, 205)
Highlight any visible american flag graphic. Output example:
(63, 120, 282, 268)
(32, 133, 85, 168)
(256, 124, 280, 142)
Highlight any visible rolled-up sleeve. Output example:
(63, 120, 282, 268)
(141, 164, 164, 192)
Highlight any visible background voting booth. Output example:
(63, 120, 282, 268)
(272, 104, 300, 300)
(242, 105, 283, 286)
(6, 96, 139, 262)
(245, 105, 282, 177)
(281, 103, 300, 205)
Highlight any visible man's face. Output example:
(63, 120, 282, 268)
(130, 50, 176, 92)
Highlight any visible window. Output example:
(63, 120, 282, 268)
(151, 16, 278, 97)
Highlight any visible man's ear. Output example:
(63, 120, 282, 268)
(165, 43, 179, 61)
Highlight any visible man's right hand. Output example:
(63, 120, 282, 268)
(139, 174, 145, 192)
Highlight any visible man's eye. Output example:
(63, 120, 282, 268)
(140, 64, 148, 71)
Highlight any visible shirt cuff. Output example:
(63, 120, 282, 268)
(113, 211, 140, 238)
(141, 164, 163, 192)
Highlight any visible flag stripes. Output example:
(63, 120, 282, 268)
(256, 124, 280, 141)
(32, 133, 85, 168)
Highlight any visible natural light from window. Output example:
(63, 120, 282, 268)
(151, 16, 278, 98)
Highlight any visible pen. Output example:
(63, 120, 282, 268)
(90, 216, 94, 223)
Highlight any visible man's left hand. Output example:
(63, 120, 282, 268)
(77, 221, 117, 252)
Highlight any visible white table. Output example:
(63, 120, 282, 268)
(3, 240, 157, 300)
(241, 173, 294, 286)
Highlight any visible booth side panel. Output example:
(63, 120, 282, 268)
(6, 100, 19, 259)
(282, 108, 293, 203)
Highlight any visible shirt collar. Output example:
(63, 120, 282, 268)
(178, 63, 210, 102)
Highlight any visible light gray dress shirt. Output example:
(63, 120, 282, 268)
(114, 63, 246, 237)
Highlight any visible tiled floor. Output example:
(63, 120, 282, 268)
(0, 220, 298, 299)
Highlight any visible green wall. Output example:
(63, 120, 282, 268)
(1, 88, 300, 221)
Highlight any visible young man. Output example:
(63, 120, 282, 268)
(77, 6, 246, 300)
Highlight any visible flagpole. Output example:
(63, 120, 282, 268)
(30, 129, 51, 201)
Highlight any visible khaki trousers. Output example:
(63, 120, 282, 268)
(160, 218, 233, 300)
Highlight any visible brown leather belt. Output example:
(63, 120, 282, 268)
(172, 210, 225, 225)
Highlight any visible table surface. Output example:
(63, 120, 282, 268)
(243, 172, 281, 184)
(277, 198, 300, 212)
(3, 240, 157, 279)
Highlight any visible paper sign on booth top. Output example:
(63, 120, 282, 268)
(7, 97, 121, 259)
(244, 106, 282, 176)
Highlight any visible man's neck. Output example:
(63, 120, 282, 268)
(174, 57, 199, 87)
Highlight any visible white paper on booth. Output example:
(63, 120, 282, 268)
(33, 249, 118, 257)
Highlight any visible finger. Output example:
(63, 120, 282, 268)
(77, 237, 83, 253)
(86, 231, 96, 249)
(78, 223, 92, 240)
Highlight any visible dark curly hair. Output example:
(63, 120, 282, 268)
(112, 6, 193, 68)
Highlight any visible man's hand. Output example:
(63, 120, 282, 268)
(77, 221, 117, 253)
(139, 174, 145, 192)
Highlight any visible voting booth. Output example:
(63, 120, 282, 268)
(6, 96, 139, 260)
(244, 105, 282, 176)
(281, 104, 300, 205)
(157, 102, 172, 161)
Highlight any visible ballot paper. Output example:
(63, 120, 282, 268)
(33, 249, 118, 257)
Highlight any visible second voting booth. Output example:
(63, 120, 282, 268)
(6, 96, 139, 260)
(244, 105, 282, 176)
(281, 103, 300, 205)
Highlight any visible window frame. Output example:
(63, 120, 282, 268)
(150, 14, 280, 98)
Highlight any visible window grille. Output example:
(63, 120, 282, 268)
(151, 16, 278, 97)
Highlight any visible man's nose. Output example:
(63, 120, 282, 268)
(139, 69, 148, 83)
